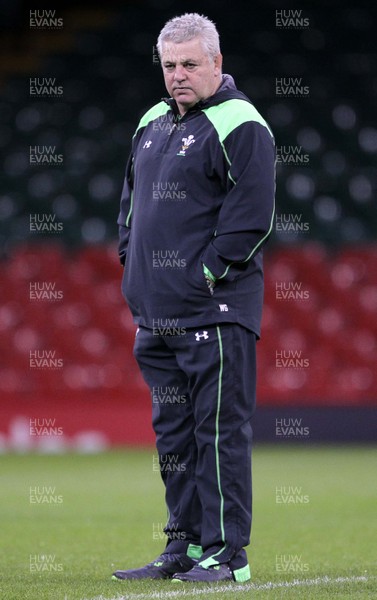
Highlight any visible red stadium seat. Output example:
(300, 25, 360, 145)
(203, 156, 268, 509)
(1, 243, 376, 407)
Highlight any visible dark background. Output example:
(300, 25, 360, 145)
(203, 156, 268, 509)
(0, 0, 376, 449)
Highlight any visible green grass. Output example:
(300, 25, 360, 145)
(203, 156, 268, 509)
(0, 446, 376, 599)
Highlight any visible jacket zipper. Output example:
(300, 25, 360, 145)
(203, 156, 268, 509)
(160, 102, 199, 154)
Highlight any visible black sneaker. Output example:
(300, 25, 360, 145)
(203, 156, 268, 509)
(172, 562, 251, 583)
(112, 552, 197, 580)
(172, 563, 233, 583)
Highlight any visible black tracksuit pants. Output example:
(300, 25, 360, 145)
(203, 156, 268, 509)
(133, 322, 256, 573)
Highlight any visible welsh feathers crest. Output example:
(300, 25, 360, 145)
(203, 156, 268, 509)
(177, 134, 196, 156)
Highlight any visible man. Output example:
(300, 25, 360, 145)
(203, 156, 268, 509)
(113, 13, 275, 584)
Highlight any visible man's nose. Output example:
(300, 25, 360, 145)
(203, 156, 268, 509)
(174, 65, 186, 81)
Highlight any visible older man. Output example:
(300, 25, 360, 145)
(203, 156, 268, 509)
(113, 13, 275, 583)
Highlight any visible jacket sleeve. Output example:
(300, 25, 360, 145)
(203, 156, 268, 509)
(117, 151, 134, 266)
(201, 120, 275, 281)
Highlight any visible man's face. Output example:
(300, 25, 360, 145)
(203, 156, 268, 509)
(161, 37, 222, 115)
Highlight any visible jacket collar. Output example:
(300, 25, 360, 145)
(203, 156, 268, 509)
(162, 73, 251, 118)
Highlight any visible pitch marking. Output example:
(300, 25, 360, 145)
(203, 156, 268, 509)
(83, 574, 375, 600)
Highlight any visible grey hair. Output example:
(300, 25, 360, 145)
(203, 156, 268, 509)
(157, 13, 220, 60)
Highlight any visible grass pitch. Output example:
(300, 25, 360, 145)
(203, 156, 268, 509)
(0, 445, 376, 600)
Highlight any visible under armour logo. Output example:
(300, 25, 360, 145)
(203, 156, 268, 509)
(143, 140, 152, 148)
(195, 331, 209, 341)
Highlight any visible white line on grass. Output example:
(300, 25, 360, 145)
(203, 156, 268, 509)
(83, 575, 374, 600)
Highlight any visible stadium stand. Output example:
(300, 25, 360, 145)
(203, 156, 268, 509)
(1, 241, 376, 404)
(0, 0, 376, 447)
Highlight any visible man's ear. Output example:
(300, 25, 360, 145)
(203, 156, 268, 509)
(214, 53, 223, 76)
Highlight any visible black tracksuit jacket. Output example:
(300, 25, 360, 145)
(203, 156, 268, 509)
(118, 74, 275, 337)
